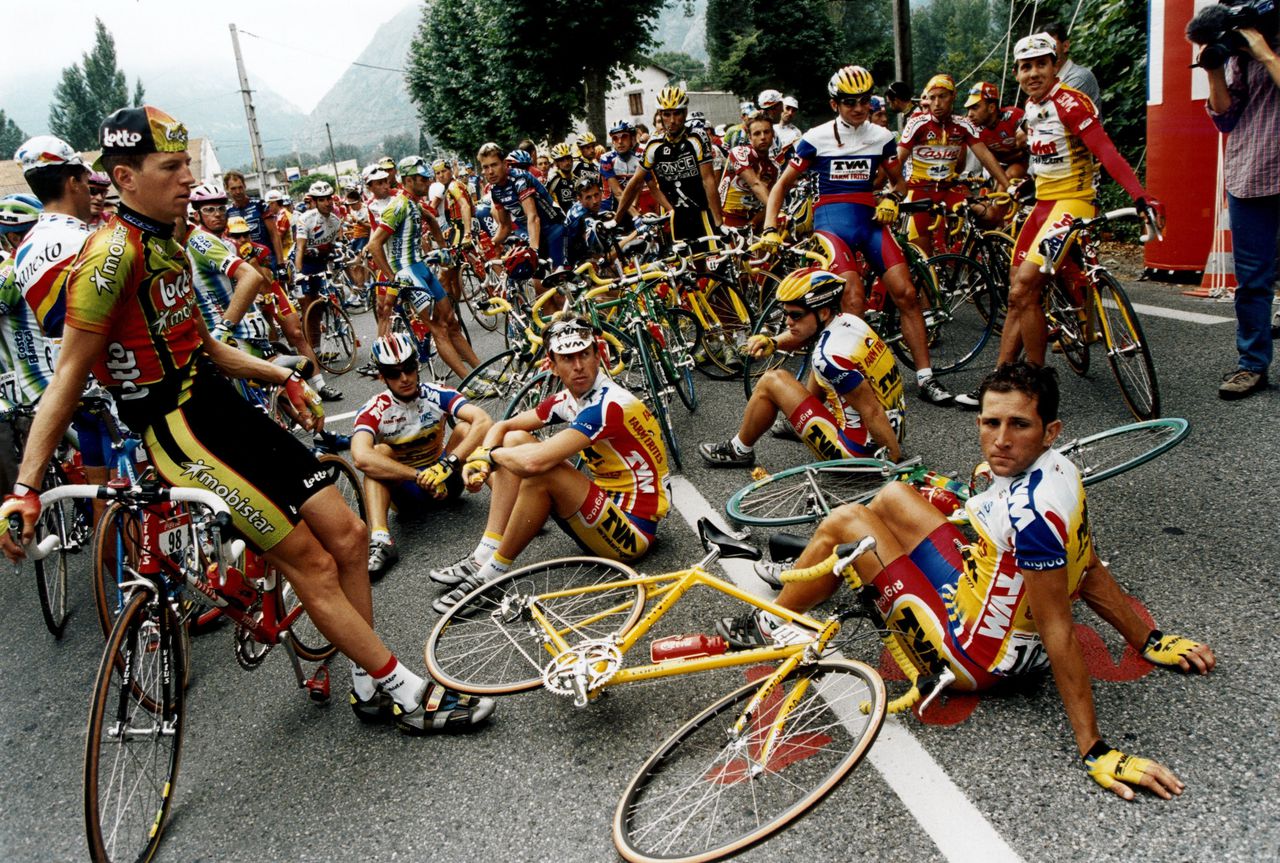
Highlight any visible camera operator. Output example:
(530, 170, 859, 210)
(1189, 0, 1280, 400)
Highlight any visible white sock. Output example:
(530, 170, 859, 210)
(730, 435, 753, 455)
(372, 658, 425, 711)
(474, 553, 513, 584)
(915, 368, 933, 386)
(371, 529, 392, 546)
(471, 531, 502, 566)
(309, 374, 327, 392)
(351, 662, 376, 700)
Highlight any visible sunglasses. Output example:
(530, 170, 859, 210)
(88, 187, 109, 197)
(198, 204, 226, 214)
(783, 309, 812, 321)
(836, 95, 873, 107)
(378, 359, 419, 379)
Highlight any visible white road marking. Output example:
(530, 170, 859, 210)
(325, 408, 360, 424)
(667, 475, 1025, 863)
(1112, 300, 1233, 325)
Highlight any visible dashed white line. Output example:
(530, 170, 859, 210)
(1113, 300, 1233, 325)
(667, 474, 1024, 863)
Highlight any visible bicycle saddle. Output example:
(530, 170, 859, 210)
(767, 533, 809, 563)
(541, 267, 574, 289)
(697, 518, 761, 561)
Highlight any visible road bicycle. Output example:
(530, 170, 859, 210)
(1038, 207, 1162, 420)
(725, 416, 1190, 527)
(300, 267, 360, 375)
(425, 517, 886, 863)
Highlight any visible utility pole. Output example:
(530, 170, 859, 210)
(892, 0, 912, 92)
(229, 24, 269, 195)
(326, 123, 341, 187)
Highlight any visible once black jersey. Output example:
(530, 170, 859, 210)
(640, 132, 711, 210)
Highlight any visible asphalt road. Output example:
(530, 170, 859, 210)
(1, 269, 1277, 863)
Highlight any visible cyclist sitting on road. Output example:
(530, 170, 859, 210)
(961, 33, 1164, 401)
(699, 268, 904, 468)
(717, 361, 1214, 800)
(351, 334, 492, 578)
(761, 65, 958, 407)
(0, 105, 493, 735)
(429, 315, 670, 613)
(366, 156, 480, 381)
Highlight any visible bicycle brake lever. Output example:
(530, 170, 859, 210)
(916, 667, 956, 716)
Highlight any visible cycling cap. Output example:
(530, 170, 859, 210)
(924, 73, 956, 94)
(1014, 32, 1058, 61)
(431, 158, 448, 173)
(687, 111, 707, 128)
(781, 95, 799, 109)
(0, 194, 42, 232)
(398, 155, 431, 177)
(14, 135, 87, 173)
(93, 106, 187, 171)
(265, 189, 286, 202)
(376, 156, 396, 171)
(828, 65, 874, 97)
(546, 318, 595, 356)
(739, 101, 756, 115)
(776, 267, 845, 310)
(362, 164, 390, 182)
(609, 120, 635, 136)
(87, 170, 111, 186)
(965, 81, 1000, 107)
(372, 333, 417, 367)
(190, 183, 227, 204)
(550, 142, 573, 159)
(226, 216, 251, 234)
(655, 86, 688, 110)
(306, 180, 334, 198)
(869, 96, 886, 112)
(757, 89, 783, 108)
(885, 81, 914, 103)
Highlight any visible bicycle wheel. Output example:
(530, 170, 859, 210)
(743, 298, 809, 400)
(319, 453, 365, 522)
(426, 556, 644, 694)
(458, 349, 530, 421)
(614, 657, 885, 863)
(974, 232, 1013, 334)
(1057, 417, 1188, 486)
(33, 473, 71, 637)
(694, 283, 752, 379)
(85, 591, 185, 863)
(502, 370, 561, 427)
(725, 458, 895, 527)
(92, 502, 133, 641)
(276, 573, 337, 662)
(657, 307, 700, 411)
(637, 327, 682, 470)
(923, 253, 995, 374)
(884, 247, 941, 369)
(1093, 272, 1160, 420)
(1046, 276, 1090, 376)
(303, 300, 358, 374)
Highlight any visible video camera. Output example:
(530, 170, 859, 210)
(1187, 0, 1279, 70)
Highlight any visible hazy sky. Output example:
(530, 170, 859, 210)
(8, 0, 413, 113)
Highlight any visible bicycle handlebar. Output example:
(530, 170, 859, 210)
(1038, 207, 1143, 275)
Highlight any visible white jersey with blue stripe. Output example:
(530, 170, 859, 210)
(790, 117, 897, 203)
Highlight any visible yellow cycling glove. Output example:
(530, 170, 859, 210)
(745, 334, 776, 358)
(1142, 630, 1202, 667)
(874, 196, 900, 225)
(1084, 741, 1152, 793)
(755, 229, 783, 254)
(463, 447, 494, 488)
(418, 454, 459, 499)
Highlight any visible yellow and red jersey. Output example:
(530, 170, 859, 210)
(899, 113, 983, 187)
(1023, 83, 1102, 201)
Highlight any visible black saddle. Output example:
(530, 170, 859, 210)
(697, 518, 761, 561)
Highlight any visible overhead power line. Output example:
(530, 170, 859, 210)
(236, 28, 406, 73)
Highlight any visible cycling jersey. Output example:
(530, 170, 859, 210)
(545, 169, 576, 214)
(344, 204, 371, 240)
(439, 180, 472, 227)
(899, 113, 983, 187)
(719, 145, 778, 219)
(373, 191, 425, 273)
(955, 447, 1092, 675)
(353, 382, 468, 469)
(13, 212, 90, 337)
(226, 198, 276, 266)
(640, 131, 712, 211)
(563, 202, 605, 266)
(0, 254, 56, 405)
(274, 208, 293, 259)
(975, 106, 1027, 167)
(293, 209, 343, 274)
(811, 312, 904, 439)
(490, 167, 564, 226)
(183, 227, 270, 343)
(535, 370, 669, 523)
(571, 159, 601, 190)
(599, 148, 638, 208)
(774, 122, 803, 155)
(1023, 83, 1101, 201)
(791, 118, 897, 206)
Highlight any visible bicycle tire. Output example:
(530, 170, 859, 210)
(467, 272, 503, 332)
(637, 326, 682, 470)
(743, 298, 809, 400)
(84, 591, 185, 863)
(277, 574, 337, 662)
(694, 283, 752, 379)
(1046, 276, 1090, 376)
(319, 453, 366, 522)
(975, 231, 1013, 334)
(34, 465, 71, 637)
(613, 657, 885, 863)
(501, 369, 559, 423)
(426, 556, 644, 694)
(883, 246, 940, 369)
(303, 301, 358, 374)
(658, 307, 700, 411)
(922, 253, 996, 374)
(1093, 272, 1160, 420)
(1057, 417, 1188, 486)
(458, 349, 530, 425)
(725, 458, 896, 527)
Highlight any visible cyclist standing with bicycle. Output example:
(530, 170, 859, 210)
(716, 362, 1214, 800)
(0, 106, 494, 735)
(960, 33, 1165, 405)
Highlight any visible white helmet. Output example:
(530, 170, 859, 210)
(306, 180, 334, 198)
(13, 135, 86, 173)
(189, 183, 227, 204)
(757, 89, 783, 109)
(265, 189, 285, 202)
(1014, 33, 1058, 61)
(371, 333, 416, 367)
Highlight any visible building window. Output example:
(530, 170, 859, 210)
(628, 91, 643, 116)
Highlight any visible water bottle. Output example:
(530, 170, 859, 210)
(650, 633, 729, 663)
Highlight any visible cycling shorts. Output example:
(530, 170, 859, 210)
(296, 273, 326, 297)
(867, 522, 1000, 692)
(552, 481, 656, 562)
(388, 469, 463, 511)
(261, 279, 298, 317)
(904, 187, 967, 243)
(393, 261, 447, 311)
(348, 236, 369, 254)
(142, 366, 334, 553)
(813, 202, 905, 277)
(541, 221, 567, 269)
(786, 395, 881, 461)
(1013, 199, 1097, 268)
(667, 208, 719, 255)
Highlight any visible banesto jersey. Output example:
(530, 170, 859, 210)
(955, 447, 1092, 676)
(536, 370, 670, 522)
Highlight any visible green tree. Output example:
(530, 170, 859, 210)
(48, 18, 143, 149)
(132, 78, 146, 107)
(910, 0, 1007, 94)
(379, 132, 419, 162)
(650, 50, 710, 89)
(827, 0, 895, 90)
(0, 109, 27, 158)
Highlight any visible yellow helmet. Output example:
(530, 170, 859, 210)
(776, 267, 845, 310)
(550, 142, 572, 159)
(578, 131, 597, 145)
(655, 85, 689, 110)
(827, 65, 874, 98)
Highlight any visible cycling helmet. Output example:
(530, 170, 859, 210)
(757, 89, 783, 109)
(225, 216, 251, 234)
(398, 155, 430, 177)
(0, 194, 42, 232)
(265, 188, 286, 202)
(505, 149, 533, 167)
(578, 131, 597, 145)
(655, 86, 688, 110)
(87, 170, 111, 187)
(13, 135, 86, 173)
(306, 180, 334, 198)
(776, 267, 845, 311)
(362, 164, 390, 182)
(503, 243, 539, 281)
(376, 156, 396, 171)
(1014, 33, 1058, 61)
(189, 183, 227, 204)
(608, 120, 634, 136)
(688, 111, 707, 128)
(869, 95, 886, 112)
(371, 333, 417, 367)
(550, 142, 573, 160)
(431, 158, 448, 173)
(828, 65, 874, 98)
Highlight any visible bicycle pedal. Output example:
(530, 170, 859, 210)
(305, 665, 331, 703)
